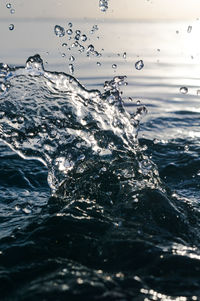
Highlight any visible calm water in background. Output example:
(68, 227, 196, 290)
(1, 18, 200, 300)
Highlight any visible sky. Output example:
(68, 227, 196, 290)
(1, 0, 200, 20)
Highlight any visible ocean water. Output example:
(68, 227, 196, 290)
(1, 18, 200, 301)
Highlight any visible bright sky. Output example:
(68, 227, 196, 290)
(1, 0, 200, 20)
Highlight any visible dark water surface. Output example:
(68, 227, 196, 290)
(1, 19, 200, 301)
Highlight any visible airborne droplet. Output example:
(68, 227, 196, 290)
(69, 64, 74, 74)
(69, 56, 75, 62)
(135, 60, 144, 70)
(180, 87, 188, 94)
(123, 52, 127, 59)
(9, 24, 14, 31)
(6, 3, 11, 8)
(99, 0, 109, 12)
(81, 34, 87, 42)
(67, 29, 73, 35)
(54, 25, 65, 37)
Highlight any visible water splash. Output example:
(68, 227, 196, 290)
(0, 55, 162, 199)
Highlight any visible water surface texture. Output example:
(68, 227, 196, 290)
(1, 17, 200, 301)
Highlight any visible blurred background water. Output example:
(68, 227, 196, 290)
(1, 1, 200, 300)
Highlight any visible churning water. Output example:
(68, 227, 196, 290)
(1, 16, 200, 301)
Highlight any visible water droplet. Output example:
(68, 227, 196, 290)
(81, 34, 87, 42)
(76, 30, 81, 35)
(123, 52, 127, 59)
(10, 8, 15, 14)
(62, 43, 67, 47)
(54, 25, 65, 37)
(107, 95, 115, 104)
(87, 44, 94, 52)
(97, 62, 101, 66)
(15, 205, 20, 211)
(93, 24, 99, 31)
(137, 100, 141, 105)
(187, 25, 192, 33)
(17, 116, 24, 124)
(69, 63, 74, 74)
(99, 0, 109, 12)
(6, 3, 11, 9)
(9, 24, 14, 31)
(135, 60, 144, 70)
(0, 83, 6, 92)
(79, 45, 85, 53)
(184, 145, 189, 152)
(153, 138, 159, 144)
(68, 22, 73, 28)
(75, 34, 80, 40)
(67, 29, 73, 35)
(23, 207, 31, 214)
(94, 51, 99, 57)
(61, 53, 66, 57)
(180, 87, 188, 94)
(69, 55, 75, 62)
(112, 64, 117, 69)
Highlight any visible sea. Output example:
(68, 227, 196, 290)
(1, 16, 200, 301)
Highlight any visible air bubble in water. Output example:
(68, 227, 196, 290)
(197, 89, 200, 95)
(180, 87, 188, 94)
(10, 8, 15, 14)
(9, 24, 14, 31)
(187, 25, 192, 33)
(68, 22, 72, 28)
(62, 43, 67, 47)
(54, 25, 65, 37)
(6, 3, 11, 8)
(135, 60, 144, 70)
(112, 64, 117, 69)
(137, 100, 141, 105)
(67, 29, 73, 35)
(97, 62, 101, 66)
(69, 64, 74, 74)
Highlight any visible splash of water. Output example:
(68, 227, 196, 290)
(0, 55, 162, 200)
